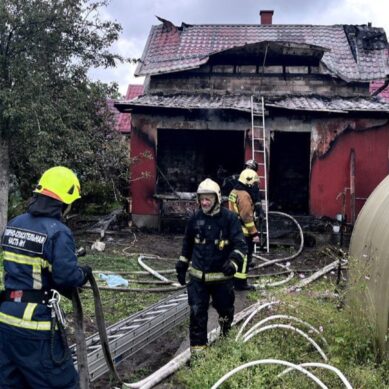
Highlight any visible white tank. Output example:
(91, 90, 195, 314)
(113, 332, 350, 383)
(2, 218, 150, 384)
(349, 174, 389, 357)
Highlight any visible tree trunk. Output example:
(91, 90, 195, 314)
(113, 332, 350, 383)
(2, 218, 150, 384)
(0, 137, 10, 234)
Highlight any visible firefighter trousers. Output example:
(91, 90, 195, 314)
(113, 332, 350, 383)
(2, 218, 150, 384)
(187, 278, 234, 346)
(245, 236, 254, 265)
(0, 327, 78, 389)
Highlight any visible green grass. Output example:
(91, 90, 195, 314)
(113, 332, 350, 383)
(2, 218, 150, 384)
(0, 249, 170, 332)
(177, 284, 389, 389)
(66, 251, 172, 328)
(1, 249, 388, 387)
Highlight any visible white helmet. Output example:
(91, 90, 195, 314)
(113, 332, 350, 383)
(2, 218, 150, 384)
(197, 178, 221, 204)
(238, 168, 259, 187)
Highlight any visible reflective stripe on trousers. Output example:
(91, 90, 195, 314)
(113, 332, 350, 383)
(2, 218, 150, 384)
(234, 254, 248, 280)
(189, 268, 232, 282)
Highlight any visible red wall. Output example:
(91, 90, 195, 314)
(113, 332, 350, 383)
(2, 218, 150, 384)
(131, 119, 389, 223)
(310, 125, 389, 219)
(130, 128, 159, 215)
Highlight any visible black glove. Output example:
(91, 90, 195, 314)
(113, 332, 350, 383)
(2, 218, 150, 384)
(80, 265, 93, 285)
(222, 260, 237, 276)
(175, 260, 188, 286)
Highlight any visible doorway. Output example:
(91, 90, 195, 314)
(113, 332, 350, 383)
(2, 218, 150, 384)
(269, 131, 311, 213)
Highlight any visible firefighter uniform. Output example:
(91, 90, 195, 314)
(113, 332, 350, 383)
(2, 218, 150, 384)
(221, 159, 263, 217)
(176, 179, 247, 351)
(229, 169, 260, 290)
(0, 167, 89, 388)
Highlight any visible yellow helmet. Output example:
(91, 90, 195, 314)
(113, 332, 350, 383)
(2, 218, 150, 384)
(34, 166, 81, 204)
(238, 168, 259, 187)
(197, 178, 221, 204)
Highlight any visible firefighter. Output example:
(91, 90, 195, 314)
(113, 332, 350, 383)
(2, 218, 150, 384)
(0, 166, 92, 389)
(242, 159, 264, 219)
(175, 178, 247, 355)
(228, 168, 260, 291)
(221, 159, 264, 219)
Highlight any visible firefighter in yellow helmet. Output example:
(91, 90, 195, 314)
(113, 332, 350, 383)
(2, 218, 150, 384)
(221, 160, 264, 220)
(34, 166, 81, 204)
(0, 166, 91, 388)
(175, 178, 247, 355)
(228, 168, 260, 291)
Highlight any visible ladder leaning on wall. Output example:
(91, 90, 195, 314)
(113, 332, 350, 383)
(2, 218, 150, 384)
(251, 95, 270, 253)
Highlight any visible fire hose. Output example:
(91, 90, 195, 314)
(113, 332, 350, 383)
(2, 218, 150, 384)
(72, 272, 122, 388)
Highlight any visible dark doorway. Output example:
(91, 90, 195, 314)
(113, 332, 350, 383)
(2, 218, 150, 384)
(157, 129, 244, 193)
(269, 131, 310, 213)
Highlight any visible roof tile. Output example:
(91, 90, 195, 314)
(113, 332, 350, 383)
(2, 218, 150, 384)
(370, 80, 389, 102)
(116, 93, 389, 114)
(116, 84, 144, 133)
(136, 23, 389, 82)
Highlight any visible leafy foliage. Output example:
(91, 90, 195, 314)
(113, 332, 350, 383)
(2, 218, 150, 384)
(0, 0, 130, 213)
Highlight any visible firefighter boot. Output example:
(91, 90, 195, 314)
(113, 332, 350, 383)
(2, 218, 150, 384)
(234, 279, 256, 291)
(189, 345, 207, 366)
(218, 316, 232, 337)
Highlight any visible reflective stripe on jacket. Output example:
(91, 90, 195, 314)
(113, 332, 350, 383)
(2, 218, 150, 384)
(181, 207, 247, 274)
(0, 212, 85, 337)
(228, 190, 258, 237)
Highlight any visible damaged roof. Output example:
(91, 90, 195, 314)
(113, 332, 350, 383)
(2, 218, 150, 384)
(115, 93, 389, 114)
(370, 80, 389, 102)
(135, 20, 389, 82)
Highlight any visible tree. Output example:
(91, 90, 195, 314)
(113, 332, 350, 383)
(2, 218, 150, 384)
(0, 0, 128, 232)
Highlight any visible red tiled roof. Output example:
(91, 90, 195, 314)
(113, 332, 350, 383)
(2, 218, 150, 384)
(135, 22, 389, 82)
(116, 84, 144, 133)
(126, 84, 144, 100)
(106, 98, 121, 126)
(115, 93, 389, 114)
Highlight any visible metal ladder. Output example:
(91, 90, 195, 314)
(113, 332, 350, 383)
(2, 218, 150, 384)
(251, 95, 270, 253)
(70, 291, 189, 382)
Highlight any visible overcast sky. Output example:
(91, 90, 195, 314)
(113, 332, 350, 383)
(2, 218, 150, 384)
(89, 0, 389, 95)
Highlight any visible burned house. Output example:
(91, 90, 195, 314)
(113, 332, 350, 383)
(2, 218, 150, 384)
(115, 11, 389, 229)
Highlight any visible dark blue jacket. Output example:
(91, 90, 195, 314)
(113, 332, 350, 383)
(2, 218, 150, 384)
(0, 199, 85, 339)
(181, 207, 247, 273)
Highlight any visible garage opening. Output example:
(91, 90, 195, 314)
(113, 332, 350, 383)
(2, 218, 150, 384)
(156, 129, 245, 193)
(269, 131, 311, 213)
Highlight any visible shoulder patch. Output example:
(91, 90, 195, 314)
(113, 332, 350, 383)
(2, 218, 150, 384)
(2, 227, 47, 254)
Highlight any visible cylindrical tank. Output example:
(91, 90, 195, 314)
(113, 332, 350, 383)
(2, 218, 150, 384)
(349, 174, 389, 357)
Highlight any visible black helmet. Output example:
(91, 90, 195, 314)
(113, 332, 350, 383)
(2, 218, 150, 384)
(245, 159, 258, 171)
